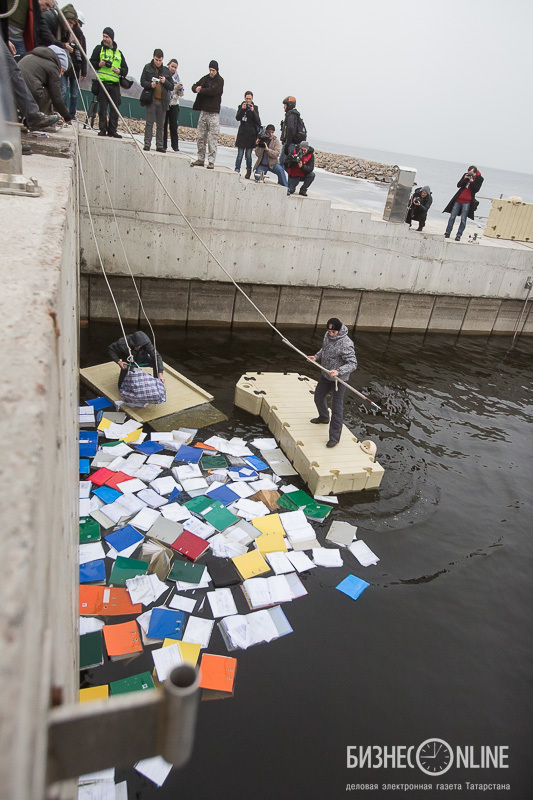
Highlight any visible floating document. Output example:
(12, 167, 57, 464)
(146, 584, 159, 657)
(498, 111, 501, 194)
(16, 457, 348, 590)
(218, 606, 292, 650)
(348, 540, 379, 566)
(242, 575, 294, 609)
(207, 588, 238, 618)
(126, 573, 169, 606)
(182, 616, 214, 649)
(335, 574, 371, 601)
(134, 756, 173, 788)
(326, 521, 358, 547)
(312, 548, 343, 568)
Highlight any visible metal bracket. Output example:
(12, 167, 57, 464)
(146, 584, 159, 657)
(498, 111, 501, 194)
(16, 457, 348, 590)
(0, 172, 43, 197)
(47, 665, 199, 784)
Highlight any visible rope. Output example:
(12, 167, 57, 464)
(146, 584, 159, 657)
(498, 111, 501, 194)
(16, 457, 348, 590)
(59, 4, 380, 410)
(0, 0, 19, 18)
(510, 281, 533, 347)
(72, 68, 158, 356)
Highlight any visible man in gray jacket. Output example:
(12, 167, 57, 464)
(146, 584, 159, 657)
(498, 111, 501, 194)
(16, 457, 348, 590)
(308, 318, 358, 447)
(140, 49, 174, 152)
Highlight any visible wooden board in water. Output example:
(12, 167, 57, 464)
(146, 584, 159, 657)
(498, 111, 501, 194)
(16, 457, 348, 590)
(80, 361, 214, 423)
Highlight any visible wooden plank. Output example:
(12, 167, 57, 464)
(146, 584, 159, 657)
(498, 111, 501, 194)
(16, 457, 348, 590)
(80, 361, 214, 424)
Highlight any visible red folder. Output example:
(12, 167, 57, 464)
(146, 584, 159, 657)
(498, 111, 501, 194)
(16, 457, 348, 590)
(89, 467, 116, 487)
(170, 530, 209, 562)
(105, 471, 135, 490)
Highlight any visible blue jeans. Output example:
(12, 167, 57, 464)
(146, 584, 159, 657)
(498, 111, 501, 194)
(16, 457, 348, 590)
(61, 72, 79, 119)
(235, 147, 253, 171)
(254, 163, 288, 187)
(445, 201, 470, 238)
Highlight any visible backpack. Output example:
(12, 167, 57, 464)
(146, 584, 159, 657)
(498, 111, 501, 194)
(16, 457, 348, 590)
(293, 114, 307, 144)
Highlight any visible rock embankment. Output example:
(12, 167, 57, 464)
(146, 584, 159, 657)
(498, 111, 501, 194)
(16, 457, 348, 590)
(108, 116, 394, 183)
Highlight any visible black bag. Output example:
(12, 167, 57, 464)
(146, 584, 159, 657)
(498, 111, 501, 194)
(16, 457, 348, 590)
(293, 114, 307, 144)
(139, 87, 153, 107)
(91, 78, 100, 96)
(120, 76, 133, 90)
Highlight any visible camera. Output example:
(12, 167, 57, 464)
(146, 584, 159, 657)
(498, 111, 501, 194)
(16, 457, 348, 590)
(104, 59, 112, 68)
(256, 127, 271, 145)
(246, 102, 251, 110)
(287, 148, 303, 165)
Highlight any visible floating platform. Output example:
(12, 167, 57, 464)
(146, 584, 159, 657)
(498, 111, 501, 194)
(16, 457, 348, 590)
(81, 362, 214, 423)
(234, 372, 384, 495)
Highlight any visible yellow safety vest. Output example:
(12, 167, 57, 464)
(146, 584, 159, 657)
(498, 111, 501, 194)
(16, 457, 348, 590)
(97, 46, 122, 83)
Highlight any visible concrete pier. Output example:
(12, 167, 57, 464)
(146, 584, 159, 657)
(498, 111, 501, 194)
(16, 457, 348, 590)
(77, 132, 533, 335)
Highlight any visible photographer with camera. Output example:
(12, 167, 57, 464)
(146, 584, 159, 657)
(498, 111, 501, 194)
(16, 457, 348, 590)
(443, 166, 484, 241)
(253, 125, 288, 187)
(405, 185, 432, 232)
(89, 27, 128, 138)
(234, 91, 261, 179)
(286, 141, 315, 197)
(140, 49, 174, 152)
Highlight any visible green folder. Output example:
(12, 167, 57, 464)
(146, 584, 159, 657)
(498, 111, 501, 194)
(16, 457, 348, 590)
(204, 502, 240, 532)
(110, 671, 155, 695)
(277, 493, 299, 511)
(80, 630, 104, 670)
(304, 501, 333, 521)
(184, 495, 213, 515)
(79, 517, 101, 543)
(109, 556, 148, 587)
(201, 454, 228, 470)
(168, 558, 205, 584)
(282, 489, 313, 508)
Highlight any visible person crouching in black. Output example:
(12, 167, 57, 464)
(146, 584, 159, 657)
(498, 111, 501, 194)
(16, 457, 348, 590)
(108, 331, 164, 388)
(406, 185, 432, 232)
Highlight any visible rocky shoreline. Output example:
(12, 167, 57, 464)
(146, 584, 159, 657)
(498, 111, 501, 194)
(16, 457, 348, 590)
(112, 116, 395, 183)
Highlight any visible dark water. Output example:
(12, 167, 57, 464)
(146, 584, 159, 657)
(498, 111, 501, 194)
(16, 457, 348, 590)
(80, 325, 533, 800)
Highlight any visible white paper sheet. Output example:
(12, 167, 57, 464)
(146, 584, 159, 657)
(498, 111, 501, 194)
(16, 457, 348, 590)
(150, 476, 180, 496)
(79, 616, 105, 635)
(137, 488, 168, 508)
(207, 588, 238, 618)
(161, 503, 191, 523)
(249, 437, 278, 450)
(79, 542, 106, 564)
(79, 481, 92, 499)
(151, 643, 183, 683)
(182, 517, 215, 540)
(265, 551, 294, 575)
(209, 533, 247, 558)
(126, 573, 169, 605)
(348, 539, 380, 566)
(286, 550, 316, 572)
(312, 548, 343, 567)
(182, 616, 214, 648)
(168, 594, 197, 613)
(173, 464, 202, 480)
(116, 478, 147, 494)
(134, 756, 173, 787)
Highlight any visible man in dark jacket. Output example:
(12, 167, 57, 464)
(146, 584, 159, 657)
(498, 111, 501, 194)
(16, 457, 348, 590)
(1, 0, 64, 56)
(406, 185, 433, 231)
(1, 38, 60, 135)
(280, 96, 304, 168)
(308, 318, 358, 447)
(234, 90, 261, 178)
(443, 166, 484, 241)
(286, 141, 315, 196)
(18, 44, 71, 120)
(140, 49, 174, 152)
(89, 27, 128, 138)
(108, 331, 164, 389)
(190, 60, 224, 169)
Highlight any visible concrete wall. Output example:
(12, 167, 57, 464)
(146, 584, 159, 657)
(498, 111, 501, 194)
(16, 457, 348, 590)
(82, 274, 533, 336)
(0, 147, 79, 799)
(78, 134, 533, 337)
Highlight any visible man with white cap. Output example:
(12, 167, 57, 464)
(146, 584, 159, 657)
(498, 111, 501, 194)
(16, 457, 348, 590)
(18, 44, 72, 122)
(308, 317, 358, 447)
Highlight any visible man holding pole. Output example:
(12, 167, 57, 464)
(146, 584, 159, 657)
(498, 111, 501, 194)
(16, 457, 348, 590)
(308, 318, 358, 448)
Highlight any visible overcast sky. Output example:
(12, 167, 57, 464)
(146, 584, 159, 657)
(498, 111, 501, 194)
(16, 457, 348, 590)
(81, 0, 533, 174)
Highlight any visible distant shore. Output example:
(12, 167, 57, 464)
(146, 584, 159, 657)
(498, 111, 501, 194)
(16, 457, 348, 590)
(116, 117, 394, 183)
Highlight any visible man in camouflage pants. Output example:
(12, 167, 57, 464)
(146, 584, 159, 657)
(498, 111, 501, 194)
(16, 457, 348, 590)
(190, 60, 224, 169)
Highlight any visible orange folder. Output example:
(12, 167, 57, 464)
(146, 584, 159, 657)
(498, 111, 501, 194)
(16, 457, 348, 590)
(79, 585, 142, 616)
(103, 620, 143, 657)
(199, 653, 237, 700)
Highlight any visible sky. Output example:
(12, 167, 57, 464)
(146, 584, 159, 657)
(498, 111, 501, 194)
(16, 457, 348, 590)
(81, 0, 533, 174)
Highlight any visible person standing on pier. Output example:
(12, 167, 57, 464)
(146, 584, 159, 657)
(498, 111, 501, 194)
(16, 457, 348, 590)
(140, 49, 174, 152)
(443, 166, 484, 241)
(234, 90, 261, 178)
(190, 60, 224, 169)
(164, 58, 183, 152)
(89, 27, 128, 138)
(308, 318, 358, 448)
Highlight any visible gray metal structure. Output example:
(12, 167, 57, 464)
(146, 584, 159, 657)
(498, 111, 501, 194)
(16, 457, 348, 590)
(383, 165, 416, 223)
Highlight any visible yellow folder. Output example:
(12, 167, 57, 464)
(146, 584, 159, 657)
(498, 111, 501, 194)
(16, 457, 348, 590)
(232, 549, 270, 580)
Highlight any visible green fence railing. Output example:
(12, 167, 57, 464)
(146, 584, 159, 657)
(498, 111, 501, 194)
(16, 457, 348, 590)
(77, 89, 200, 127)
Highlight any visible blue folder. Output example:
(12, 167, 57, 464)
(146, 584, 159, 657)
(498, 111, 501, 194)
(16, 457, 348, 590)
(230, 466, 258, 481)
(93, 485, 121, 504)
(105, 524, 144, 553)
(79, 458, 90, 474)
(86, 397, 114, 411)
(79, 430, 99, 458)
(174, 445, 202, 464)
(206, 484, 240, 506)
(243, 455, 269, 471)
(168, 487, 188, 504)
(335, 574, 370, 601)
(147, 608, 185, 640)
(134, 440, 164, 455)
(80, 559, 106, 584)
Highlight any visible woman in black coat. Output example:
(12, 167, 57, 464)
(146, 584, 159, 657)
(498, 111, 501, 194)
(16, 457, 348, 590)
(443, 167, 484, 240)
(234, 90, 261, 178)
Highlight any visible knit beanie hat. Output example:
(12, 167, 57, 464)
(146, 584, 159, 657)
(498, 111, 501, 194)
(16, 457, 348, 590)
(327, 317, 342, 331)
(103, 27, 115, 40)
(209, 60, 219, 71)
(48, 45, 68, 71)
